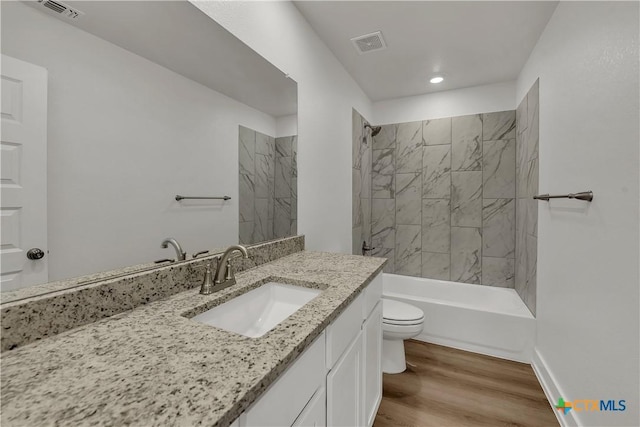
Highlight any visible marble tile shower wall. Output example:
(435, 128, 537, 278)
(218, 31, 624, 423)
(515, 79, 539, 314)
(370, 111, 518, 287)
(352, 109, 372, 255)
(274, 135, 298, 239)
(239, 126, 275, 244)
(239, 126, 298, 245)
(238, 126, 276, 244)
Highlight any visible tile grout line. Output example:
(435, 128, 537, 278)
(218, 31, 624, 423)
(481, 114, 484, 286)
(393, 124, 397, 273)
(450, 118, 453, 282)
(515, 105, 520, 291)
(420, 122, 424, 278)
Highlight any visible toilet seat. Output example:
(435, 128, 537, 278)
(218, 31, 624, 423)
(382, 298, 424, 325)
(383, 318, 424, 326)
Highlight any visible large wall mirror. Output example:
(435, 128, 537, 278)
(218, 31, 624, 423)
(0, 0, 297, 295)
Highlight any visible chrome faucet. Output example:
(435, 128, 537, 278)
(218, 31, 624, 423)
(161, 238, 186, 261)
(213, 245, 249, 287)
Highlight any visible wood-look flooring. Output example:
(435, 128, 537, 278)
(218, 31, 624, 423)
(374, 341, 559, 427)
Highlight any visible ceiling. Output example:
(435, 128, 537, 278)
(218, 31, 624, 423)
(27, 0, 297, 117)
(294, 1, 558, 101)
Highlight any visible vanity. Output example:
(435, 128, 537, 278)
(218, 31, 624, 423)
(235, 269, 382, 427)
(0, 243, 385, 427)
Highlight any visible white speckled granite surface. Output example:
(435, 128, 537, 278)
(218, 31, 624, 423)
(0, 251, 385, 427)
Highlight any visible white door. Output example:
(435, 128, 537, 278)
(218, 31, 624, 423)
(327, 331, 362, 427)
(1, 55, 48, 291)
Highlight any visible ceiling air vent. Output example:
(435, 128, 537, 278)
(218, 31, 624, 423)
(36, 0, 84, 20)
(351, 31, 387, 55)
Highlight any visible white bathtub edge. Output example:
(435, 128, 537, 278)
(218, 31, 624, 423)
(384, 290, 533, 320)
(531, 348, 578, 427)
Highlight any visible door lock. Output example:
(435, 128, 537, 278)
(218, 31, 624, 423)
(26, 248, 45, 260)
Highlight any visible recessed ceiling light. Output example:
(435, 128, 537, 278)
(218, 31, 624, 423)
(430, 76, 444, 84)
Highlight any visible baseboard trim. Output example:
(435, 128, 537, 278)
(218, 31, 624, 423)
(531, 348, 579, 427)
(414, 333, 532, 364)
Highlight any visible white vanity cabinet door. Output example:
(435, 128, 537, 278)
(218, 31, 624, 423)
(293, 387, 326, 427)
(326, 293, 364, 369)
(241, 332, 326, 427)
(362, 301, 383, 427)
(327, 331, 363, 427)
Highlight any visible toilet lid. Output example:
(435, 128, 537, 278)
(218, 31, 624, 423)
(382, 298, 424, 323)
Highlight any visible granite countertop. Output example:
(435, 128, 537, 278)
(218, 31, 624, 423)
(0, 251, 385, 427)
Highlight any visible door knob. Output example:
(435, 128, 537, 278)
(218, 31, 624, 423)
(26, 248, 45, 260)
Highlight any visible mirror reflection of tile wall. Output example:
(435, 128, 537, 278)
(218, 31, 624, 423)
(239, 126, 297, 244)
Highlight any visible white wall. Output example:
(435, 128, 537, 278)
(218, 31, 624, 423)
(373, 81, 516, 125)
(276, 114, 298, 137)
(192, 1, 373, 253)
(517, 2, 639, 426)
(2, 2, 276, 282)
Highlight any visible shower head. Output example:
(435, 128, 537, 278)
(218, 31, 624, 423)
(364, 123, 382, 137)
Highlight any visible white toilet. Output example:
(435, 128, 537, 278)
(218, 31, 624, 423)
(382, 298, 425, 374)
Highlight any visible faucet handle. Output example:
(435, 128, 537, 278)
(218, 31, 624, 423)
(224, 259, 239, 287)
(361, 240, 375, 256)
(212, 256, 224, 284)
(224, 259, 234, 281)
(199, 261, 214, 295)
(192, 250, 209, 259)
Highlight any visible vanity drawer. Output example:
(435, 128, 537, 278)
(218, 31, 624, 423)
(363, 273, 382, 320)
(326, 292, 364, 368)
(242, 332, 326, 427)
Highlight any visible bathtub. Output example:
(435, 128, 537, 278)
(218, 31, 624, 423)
(382, 273, 535, 363)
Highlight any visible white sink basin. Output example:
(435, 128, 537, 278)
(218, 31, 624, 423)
(190, 282, 321, 338)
